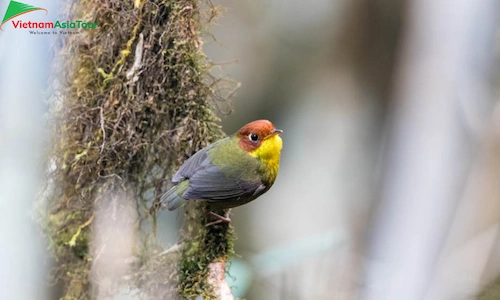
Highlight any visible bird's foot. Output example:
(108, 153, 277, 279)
(205, 210, 231, 227)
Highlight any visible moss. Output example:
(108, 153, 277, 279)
(179, 204, 235, 299)
(43, 0, 235, 299)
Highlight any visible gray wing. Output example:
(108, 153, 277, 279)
(172, 143, 213, 183)
(173, 140, 263, 201)
(183, 163, 264, 201)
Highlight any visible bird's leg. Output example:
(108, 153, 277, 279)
(205, 209, 231, 227)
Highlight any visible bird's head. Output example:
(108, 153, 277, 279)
(236, 120, 283, 164)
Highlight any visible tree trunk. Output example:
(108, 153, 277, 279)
(46, 0, 235, 298)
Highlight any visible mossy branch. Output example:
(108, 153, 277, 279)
(45, 0, 236, 299)
(177, 204, 235, 299)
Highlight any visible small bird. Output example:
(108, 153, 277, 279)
(160, 120, 283, 224)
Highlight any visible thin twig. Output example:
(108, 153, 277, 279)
(67, 213, 95, 247)
(158, 244, 181, 256)
(100, 107, 105, 153)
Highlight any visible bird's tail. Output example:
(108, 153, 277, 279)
(160, 185, 187, 211)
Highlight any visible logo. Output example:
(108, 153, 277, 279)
(1, 0, 47, 31)
(0, 0, 98, 33)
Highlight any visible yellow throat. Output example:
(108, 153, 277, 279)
(249, 134, 283, 177)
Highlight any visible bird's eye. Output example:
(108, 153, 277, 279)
(249, 133, 259, 142)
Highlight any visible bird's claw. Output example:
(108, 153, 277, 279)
(205, 211, 231, 227)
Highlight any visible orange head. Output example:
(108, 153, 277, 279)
(234, 119, 283, 182)
(236, 120, 283, 152)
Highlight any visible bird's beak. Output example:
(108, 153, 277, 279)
(270, 129, 283, 135)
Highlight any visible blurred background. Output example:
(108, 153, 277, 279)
(2, 0, 500, 299)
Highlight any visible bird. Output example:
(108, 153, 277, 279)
(160, 119, 283, 225)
